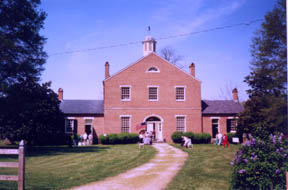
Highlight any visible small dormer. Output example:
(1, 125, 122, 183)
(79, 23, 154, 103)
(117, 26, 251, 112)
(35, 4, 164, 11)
(142, 35, 156, 56)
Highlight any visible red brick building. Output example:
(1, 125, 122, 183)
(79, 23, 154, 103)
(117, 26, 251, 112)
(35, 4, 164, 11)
(59, 36, 243, 143)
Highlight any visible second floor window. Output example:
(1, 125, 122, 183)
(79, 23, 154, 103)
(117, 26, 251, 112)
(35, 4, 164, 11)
(121, 86, 130, 101)
(148, 87, 158, 101)
(176, 87, 185, 101)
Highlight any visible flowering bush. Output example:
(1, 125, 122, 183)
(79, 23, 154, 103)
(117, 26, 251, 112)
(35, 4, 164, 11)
(231, 134, 288, 190)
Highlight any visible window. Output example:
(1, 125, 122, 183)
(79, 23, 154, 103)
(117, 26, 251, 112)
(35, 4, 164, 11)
(65, 119, 77, 134)
(121, 86, 130, 101)
(176, 87, 185, 101)
(147, 66, 159, 73)
(227, 119, 237, 133)
(121, 116, 130, 133)
(148, 87, 158, 101)
(176, 116, 186, 132)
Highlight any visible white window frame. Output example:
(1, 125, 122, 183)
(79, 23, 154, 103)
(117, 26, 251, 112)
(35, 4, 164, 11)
(175, 86, 186, 101)
(120, 115, 131, 133)
(175, 115, 186, 132)
(227, 117, 238, 133)
(120, 85, 131, 101)
(146, 66, 160, 73)
(147, 85, 159, 101)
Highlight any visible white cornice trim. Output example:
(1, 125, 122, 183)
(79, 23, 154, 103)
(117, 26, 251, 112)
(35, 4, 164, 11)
(105, 107, 201, 110)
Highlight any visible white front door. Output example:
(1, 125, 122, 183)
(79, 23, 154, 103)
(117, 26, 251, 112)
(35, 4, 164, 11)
(156, 122, 163, 142)
(147, 123, 154, 133)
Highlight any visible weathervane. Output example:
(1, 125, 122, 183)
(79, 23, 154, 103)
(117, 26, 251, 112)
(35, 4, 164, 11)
(147, 26, 151, 35)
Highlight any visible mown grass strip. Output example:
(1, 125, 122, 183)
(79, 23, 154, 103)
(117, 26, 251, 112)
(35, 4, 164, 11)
(166, 144, 240, 190)
(0, 144, 156, 190)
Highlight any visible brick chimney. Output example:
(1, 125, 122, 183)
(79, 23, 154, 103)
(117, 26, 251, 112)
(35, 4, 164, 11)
(105, 61, 110, 79)
(232, 88, 239, 101)
(189, 63, 195, 77)
(58, 88, 63, 101)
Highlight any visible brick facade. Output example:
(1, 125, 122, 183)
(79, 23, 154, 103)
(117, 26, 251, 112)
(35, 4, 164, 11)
(60, 36, 243, 143)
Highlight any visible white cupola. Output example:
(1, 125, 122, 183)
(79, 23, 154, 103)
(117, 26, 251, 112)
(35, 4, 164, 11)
(142, 35, 157, 56)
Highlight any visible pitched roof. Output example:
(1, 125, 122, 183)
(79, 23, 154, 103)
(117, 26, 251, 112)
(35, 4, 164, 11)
(60, 100, 104, 114)
(202, 100, 244, 114)
(104, 52, 201, 83)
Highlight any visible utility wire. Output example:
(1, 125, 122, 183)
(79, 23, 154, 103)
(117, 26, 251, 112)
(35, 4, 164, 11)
(48, 18, 264, 57)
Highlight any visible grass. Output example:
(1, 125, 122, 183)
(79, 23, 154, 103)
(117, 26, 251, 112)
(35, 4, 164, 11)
(0, 144, 156, 190)
(166, 144, 240, 190)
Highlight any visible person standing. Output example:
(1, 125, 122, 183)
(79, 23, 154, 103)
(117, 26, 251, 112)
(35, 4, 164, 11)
(217, 132, 223, 146)
(222, 134, 229, 148)
(139, 132, 144, 149)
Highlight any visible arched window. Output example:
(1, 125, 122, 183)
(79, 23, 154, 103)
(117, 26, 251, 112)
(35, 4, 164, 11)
(147, 66, 160, 73)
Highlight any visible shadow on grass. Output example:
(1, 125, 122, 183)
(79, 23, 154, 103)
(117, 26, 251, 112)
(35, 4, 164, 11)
(25, 146, 110, 157)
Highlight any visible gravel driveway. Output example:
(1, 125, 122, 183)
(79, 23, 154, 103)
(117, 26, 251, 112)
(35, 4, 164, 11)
(70, 143, 188, 190)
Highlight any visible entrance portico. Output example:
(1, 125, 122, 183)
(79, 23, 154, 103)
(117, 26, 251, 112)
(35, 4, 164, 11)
(144, 115, 164, 142)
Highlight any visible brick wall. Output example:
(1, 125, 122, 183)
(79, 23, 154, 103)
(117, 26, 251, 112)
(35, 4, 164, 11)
(103, 53, 202, 142)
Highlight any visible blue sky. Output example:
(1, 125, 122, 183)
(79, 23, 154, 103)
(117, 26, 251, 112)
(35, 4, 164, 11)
(40, 0, 276, 101)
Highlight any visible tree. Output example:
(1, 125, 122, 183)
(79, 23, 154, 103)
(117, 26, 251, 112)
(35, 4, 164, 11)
(160, 47, 184, 68)
(238, 0, 287, 139)
(0, 0, 47, 96)
(0, 1, 66, 145)
(0, 80, 65, 145)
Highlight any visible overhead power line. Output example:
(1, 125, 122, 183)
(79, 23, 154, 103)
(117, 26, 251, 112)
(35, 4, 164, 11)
(48, 18, 264, 57)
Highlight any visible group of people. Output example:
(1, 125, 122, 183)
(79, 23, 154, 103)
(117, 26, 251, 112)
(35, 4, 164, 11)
(72, 132, 93, 147)
(216, 132, 229, 148)
(138, 130, 155, 148)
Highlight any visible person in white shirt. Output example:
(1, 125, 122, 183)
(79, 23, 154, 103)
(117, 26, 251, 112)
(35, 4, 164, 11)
(217, 132, 222, 146)
(182, 136, 193, 149)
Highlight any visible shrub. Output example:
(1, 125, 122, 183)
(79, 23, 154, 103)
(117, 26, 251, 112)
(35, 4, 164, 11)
(99, 133, 139, 145)
(108, 134, 119, 144)
(231, 134, 288, 190)
(127, 133, 139, 144)
(171, 131, 184, 143)
(201, 133, 211, 144)
(185, 132, 194, 139)
(171, 132, 211, 144)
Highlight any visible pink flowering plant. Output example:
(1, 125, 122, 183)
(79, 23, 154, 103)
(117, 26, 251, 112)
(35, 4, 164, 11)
(231, 134, 288, 190)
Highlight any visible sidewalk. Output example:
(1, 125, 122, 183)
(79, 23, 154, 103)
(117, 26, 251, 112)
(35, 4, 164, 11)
(70, 143, 188, 190)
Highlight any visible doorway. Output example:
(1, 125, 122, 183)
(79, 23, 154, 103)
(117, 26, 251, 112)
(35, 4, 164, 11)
(212, 119, 219, 138)
(145, 116, 163, 142)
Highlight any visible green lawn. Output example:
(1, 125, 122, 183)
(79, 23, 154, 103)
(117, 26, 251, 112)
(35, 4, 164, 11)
(0, 144, 156, 190)
(166, 144, 240, 190)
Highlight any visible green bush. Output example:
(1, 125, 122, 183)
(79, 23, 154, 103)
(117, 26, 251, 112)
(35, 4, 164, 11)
(99, 133, 139, 145)
(231, 134, 288, 190)
(171, 132, 211, 144)
(185, 132, 194, 139)
(201, 133, 212, 144)
(127, 133, 139, 144)
(171, 131, 184, 143)
(99, 134, 109, 144)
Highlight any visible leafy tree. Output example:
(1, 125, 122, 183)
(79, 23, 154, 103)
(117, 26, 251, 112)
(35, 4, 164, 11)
(0, 1, 66, 145)
(0, 0, 47, 96)
(238, 0, 287, 139)
(0, 80, 65, 145)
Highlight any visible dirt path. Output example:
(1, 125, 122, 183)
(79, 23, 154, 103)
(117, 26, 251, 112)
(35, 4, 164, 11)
(70, 143, 188, 190)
